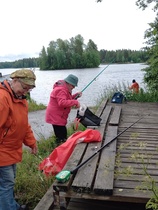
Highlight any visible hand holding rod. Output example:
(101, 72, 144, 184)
(70, 117, 142, 174)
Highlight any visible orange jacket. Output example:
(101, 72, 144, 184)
(130, 82, 139, 93)
(0, 80, 37, 166)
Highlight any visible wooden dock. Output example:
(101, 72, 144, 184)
(34, 101, 158, 210)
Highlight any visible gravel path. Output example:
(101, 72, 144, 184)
(28, 109, 77, 140)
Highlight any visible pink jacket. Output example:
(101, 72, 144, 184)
(45, 80, 79, 126)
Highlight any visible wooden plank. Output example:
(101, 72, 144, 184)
(71, 105, 112, 193)
(114, 179, 158, 188)
(100, 105, 112, 124)
(93, 126, 118, 195)
(95, 98, 108, 117)
(118, 152, 158, 158)
(109, 106, 122, 126)
(115, 174, 158, 182)
(61, 188, 151, 202)
(66, 198, 146, 210)
(118, 162, 158, 169)
(119, 123, 158, 129)
(71, 142, 102, 193)
(53, 143, 87, 192)
(104, 126, 118, 152)
(34, 185, 54, 210)
(112, 188, 152, 199)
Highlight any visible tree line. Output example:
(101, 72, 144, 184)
(0, 41, 147, 70)
(0, 57, 39, 69)
(99, 49, 148, 63)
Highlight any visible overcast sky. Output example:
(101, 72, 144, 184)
(0, 0, 156, 57)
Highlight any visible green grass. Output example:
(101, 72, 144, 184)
(125, 88, 158, 102)
(28, 98, 46, 112)
(15, 137, 56, 209)
(15, 125, 85, 209)
(100, 82, 158, 103)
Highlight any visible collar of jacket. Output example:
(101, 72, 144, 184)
(0, 80, 26, 100)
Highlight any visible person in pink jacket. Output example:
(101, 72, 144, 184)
(45, 74, 82, 144)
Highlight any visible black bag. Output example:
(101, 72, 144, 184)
(76, 107, 102, 127)
(111, 92, 126, 104)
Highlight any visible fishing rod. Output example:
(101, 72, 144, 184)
(75, 59, 115, 99)
(82, 59, 114, 92)
(55, 116, 142, 183)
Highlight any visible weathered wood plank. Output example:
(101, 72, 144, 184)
(114, 180, 148, 189)
(34, 185, 54, 210)
(61, 198, 146, 210)
(53, 143, 87, 192)
(100, 105, 112, 124)
(71, 142, 101, 193)
(109, 106, 121, 126)
(104, 126, 118, 152)
(116, 174, 158, 181)
(93, 126, 118, 195)
(60, 188, 151, 202)
(95, 98, 108, 117)
(120, 123, 158, 129)
(71, 105, 112, 193)
(118, 152, 158, 158)
(116, 164, 158, 172)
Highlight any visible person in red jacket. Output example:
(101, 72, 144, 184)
(45, 74, 82, 144)
(0, 69, 38, 210)
(129, 79, 139, 93)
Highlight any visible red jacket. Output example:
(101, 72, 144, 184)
(130, 82, 139, 93)
(45, 80, 79, 126)
(0, 80, 37, 166)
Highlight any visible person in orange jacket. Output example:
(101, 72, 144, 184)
(0, 69, 38, 210)
(129, 79, 139, 93)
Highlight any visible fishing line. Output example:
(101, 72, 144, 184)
(75, 59, 115, 99)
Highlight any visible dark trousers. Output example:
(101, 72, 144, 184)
(52, 125, 67, 143)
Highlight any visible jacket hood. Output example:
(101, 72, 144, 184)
(0, 80, 26, 101)
(0, 80, 13, 95)
(53, 80, 67, 89)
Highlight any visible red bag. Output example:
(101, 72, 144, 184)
(39, 129, 102, 176)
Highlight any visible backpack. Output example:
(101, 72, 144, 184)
(111, 92, 126, 104)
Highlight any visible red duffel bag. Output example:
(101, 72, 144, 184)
(39, 129, 102, 176)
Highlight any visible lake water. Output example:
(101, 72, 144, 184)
(0, 63, 147, 107)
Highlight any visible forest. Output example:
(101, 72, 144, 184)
(0, 34, 147, 70)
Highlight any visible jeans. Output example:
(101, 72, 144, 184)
(0, 164, 20, 210)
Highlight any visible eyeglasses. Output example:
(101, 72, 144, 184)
(18, 80, 32, 92)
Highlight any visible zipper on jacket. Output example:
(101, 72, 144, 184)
(0, 128, 10, 144)
(3, 127, 9, 138)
